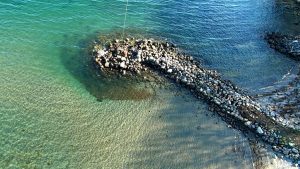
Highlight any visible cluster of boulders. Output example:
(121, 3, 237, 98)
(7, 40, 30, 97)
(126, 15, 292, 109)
(92, 37, 300, 163)
(257, 71, 300, 130)
(265, 32, 300, 60)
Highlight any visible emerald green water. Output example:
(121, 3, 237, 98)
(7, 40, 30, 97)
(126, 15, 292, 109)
(1, 0, 299, 168)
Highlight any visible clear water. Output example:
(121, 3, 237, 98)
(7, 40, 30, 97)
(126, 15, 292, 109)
(0, 0, 299, 168)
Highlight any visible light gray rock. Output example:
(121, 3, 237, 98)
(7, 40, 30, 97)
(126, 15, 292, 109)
(167, 69, 173, 73)
(257, 126, 264, 134)
(292, 148, 299, 154)
(137, 50, 142, 58)
(270, 111, 276, 117)
(120, 62, 126, 69)
(98, 50, 105, 56)
(104, 62, 110, 68)
(245, 121, 252, 126)
(121, 57, 126, 61)
(149, 56, 155, 62)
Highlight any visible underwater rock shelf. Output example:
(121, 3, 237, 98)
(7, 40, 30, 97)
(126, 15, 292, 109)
(92, 37, 300, 163)
(266, 32, 300, 61)
(256, 72, 300, 130)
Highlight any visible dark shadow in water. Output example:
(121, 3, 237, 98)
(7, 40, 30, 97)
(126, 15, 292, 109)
(125, 88, 254, 169)
(59, 28, 157, 101)
(273, 0, 300, 34)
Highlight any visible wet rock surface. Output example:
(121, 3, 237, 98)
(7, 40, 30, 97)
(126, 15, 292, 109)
(92, 37, 300, 164)
(265, 32, 300, 60)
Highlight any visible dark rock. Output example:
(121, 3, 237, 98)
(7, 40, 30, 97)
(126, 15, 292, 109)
(265, 32, 300, 60)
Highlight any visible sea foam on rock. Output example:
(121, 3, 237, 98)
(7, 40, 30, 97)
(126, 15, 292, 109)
(92, 37, 300, 163)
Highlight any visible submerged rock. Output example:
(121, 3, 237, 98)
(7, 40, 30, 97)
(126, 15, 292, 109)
(265, 32, 300, 60)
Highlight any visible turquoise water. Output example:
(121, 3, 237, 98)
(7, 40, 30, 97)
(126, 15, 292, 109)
(0, 0, 299, 168)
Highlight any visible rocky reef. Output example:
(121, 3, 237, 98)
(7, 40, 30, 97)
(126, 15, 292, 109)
(92, 37, 300, 164)
(265, 32, 300, 60)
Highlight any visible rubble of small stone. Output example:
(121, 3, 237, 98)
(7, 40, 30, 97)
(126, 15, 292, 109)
(256, 70, 300, 130)
(265, 32, 300, 60)
(92, 37, 300, 165)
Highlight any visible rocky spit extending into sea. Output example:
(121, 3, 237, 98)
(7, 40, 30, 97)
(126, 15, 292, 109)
(266, 32, 300, 61)
(92, 37, 300, 165)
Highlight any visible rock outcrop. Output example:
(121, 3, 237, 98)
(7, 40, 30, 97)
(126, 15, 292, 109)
(92, 37, 300, 164)
(266, 32, 300, 60)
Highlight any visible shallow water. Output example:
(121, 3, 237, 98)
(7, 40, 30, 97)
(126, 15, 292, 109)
(0, 0, 299, 168)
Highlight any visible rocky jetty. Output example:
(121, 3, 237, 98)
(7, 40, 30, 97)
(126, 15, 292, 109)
(265, 32, 300, 60)
(92, 37, 300, 164)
